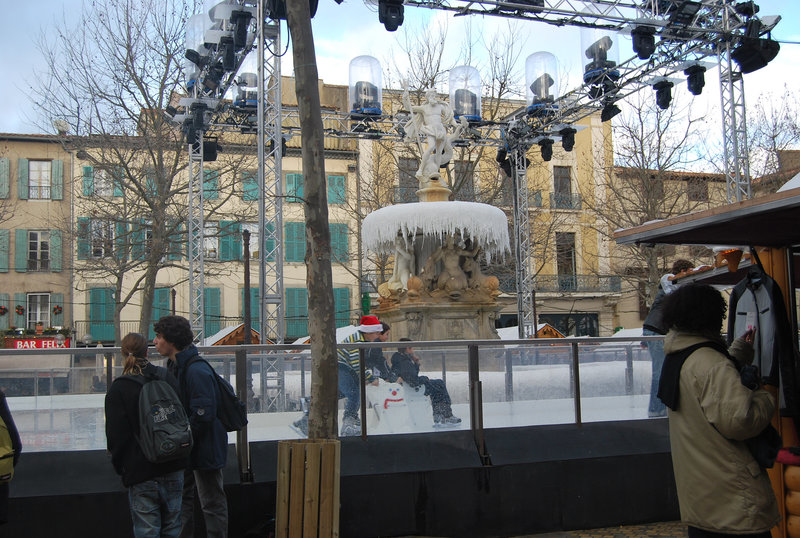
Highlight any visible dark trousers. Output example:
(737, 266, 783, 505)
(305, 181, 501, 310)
(179, 468, 228, 538)
(422, 378, 453, 418)
(688, 526, 771, 538)
(338, 363, 360, 420)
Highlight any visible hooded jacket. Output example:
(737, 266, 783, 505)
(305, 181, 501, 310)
(174, 345, 228, 471)
(663, 330, 779, 533)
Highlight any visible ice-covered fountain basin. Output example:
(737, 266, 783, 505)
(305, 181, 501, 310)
(362, 201, 511, 257)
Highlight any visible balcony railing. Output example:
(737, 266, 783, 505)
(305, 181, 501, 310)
(550, 192, 582, 210)
(494, 274, 621, 293)
(534, 274, 621, 293)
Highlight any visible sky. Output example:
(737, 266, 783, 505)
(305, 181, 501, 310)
(1, 0, 798, 138)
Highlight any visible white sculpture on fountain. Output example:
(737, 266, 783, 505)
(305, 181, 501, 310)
(401, 83, 468, 195)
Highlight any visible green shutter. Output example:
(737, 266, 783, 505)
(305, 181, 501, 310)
(284, 222, 305, 262)
(82, 166, 94, 196)
(327, 175, 346, 204)
(115, 221, 127, 260)
(149, 288, 171, 339)
(219, 221, 242, 261)
(333, 287, 351, 328)
(51, 292, 64, 327)
(51, 159, 63, 200)
(241, 287, 259, 327)
(0, 158, 9, 199)
(89, 287, 115, 342)
(131, 220, 145, 261)
(146, 170, 157, 198)
(242, 170, 258, 201)
(0, 230, 8, 272)
(168, 223, 184, 261)
(14, 229, 27, 273)
(285, 288, 308, 339)
(286, 173, 303, 203)
(203, 169, 219, 200)
(204, 287, 221, 337)
(17, 159, 29, 200)
(113, 167, 124, 197)
(77, 218, 90, 260)
(330, 223, 349, 261)
(0, 294, 9, 330)
(14, 293, 26, 327)
(264, 222, 276, 262)
(50, 230, 62, 272)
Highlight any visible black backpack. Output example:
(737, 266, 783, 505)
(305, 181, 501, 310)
(182, 357, 248, 432)
(123, 367, 193, 463)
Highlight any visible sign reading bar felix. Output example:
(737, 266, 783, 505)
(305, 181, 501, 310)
(11, 338, 72, 350)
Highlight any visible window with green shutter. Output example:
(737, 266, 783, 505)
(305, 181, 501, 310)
(241, 287, 260, 327)
(284, 222, 306, 262)
(242, 170, 258, 201)
(51, 160, 63, 200)
(14, 229, 27, 273)
(219, 221, 242, 261)
(0, 230, 8, 273)
(204, 287, 221, 337)
(149, 288, 171, 339)
(333, 287, 351, 328)
(112, 167, 124, 197)
(286, 173, 304, 203)
(50, 230, 62, 272)
(17, 158, 29, 200)
(0, 294, 9, 330)
(329, 223, 349, 262)
(285, 288, 308, 339)
(203, 169, 219, 200)
(51, 292, 64, 327)
(0, 158, 9, 199)
(327, 175, 346, 204)
(89, 287, 115, 342)
(82, 166, 94, 196)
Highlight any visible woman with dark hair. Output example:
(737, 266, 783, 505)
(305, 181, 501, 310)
(105, 333, 187, 538)
(658, 284, 778, 537)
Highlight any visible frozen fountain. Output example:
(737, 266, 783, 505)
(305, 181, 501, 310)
(361, 69, 510, 341)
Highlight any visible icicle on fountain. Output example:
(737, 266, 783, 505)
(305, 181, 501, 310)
(360, 64, 511, 341)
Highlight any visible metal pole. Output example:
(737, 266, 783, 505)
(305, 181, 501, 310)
(468, 345, 491, 466)
(572, 342, 582, 426)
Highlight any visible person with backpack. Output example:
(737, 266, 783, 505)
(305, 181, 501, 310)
(153, 316, 228, 538)
(657, 284, 778, 537)
(104, 332, 187, 538)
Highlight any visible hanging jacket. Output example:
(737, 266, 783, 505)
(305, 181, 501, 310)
(728, 267, 800, 419)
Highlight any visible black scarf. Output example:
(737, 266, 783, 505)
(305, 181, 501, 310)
(657, 340, 730, 411)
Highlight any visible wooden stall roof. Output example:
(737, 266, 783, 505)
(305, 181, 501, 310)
(614, 186, 800, 248)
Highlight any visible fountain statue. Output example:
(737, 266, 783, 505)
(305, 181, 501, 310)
(362, 86, 510, 341)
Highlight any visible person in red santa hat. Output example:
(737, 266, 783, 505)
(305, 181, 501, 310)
(293, 315, 383, 437)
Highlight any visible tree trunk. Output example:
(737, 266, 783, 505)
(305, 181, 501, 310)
(286, 1, 338, 440)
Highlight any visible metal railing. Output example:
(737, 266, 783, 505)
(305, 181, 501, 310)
(533, 274, 622, 293)
(550, 192, 582, 210)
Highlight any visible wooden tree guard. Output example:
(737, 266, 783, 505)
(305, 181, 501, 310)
(276, 439, 341, 538)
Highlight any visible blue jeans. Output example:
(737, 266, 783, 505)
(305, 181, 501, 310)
(338, 363, 360, 419)
(643, 328, 666, 416)
(128, 470, 184, 538)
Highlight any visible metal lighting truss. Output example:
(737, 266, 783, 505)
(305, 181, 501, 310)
(187, 124, 207, 341)
(255, 17, 286, 411)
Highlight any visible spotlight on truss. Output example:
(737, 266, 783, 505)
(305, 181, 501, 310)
(601, 102, 621, 122)
(684, 64, 706, 95)
(378, 0, 404, 32)
(559, 127, 577, 152)
(631, 26, 656, 60)
(539, 138, 554, 162)
(653, 80, 674, 110)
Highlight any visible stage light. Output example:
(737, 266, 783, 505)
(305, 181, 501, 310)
(496, 148, 512, 178)
(732, 37, 780, 73)
(559, 127, 577, 152)
(632, 26, 656, 60)
(684, 64, 706, 95)
(601, 103, 621, 122)
(539, 138, 554, 162)
(668, 0, 701, 26)
(378, 0, 404, 32)
(654, 80, 673, 110)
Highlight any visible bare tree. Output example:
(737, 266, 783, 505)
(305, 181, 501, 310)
(28, 0, 253, 342)
(747, 85, 800, 181)
(579, 92, 713, 310)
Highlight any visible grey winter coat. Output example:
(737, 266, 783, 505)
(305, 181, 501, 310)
(664, 330, 779, 534)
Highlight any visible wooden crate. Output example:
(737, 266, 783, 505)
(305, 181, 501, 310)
(276, 439, 340, 538)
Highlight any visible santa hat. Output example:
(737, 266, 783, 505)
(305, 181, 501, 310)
(358, 315, 383, 333)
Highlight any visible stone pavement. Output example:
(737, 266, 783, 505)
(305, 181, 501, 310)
(521, 521, 688, 537)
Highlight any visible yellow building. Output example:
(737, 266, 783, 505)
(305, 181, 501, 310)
(0, 133, 73, 341)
